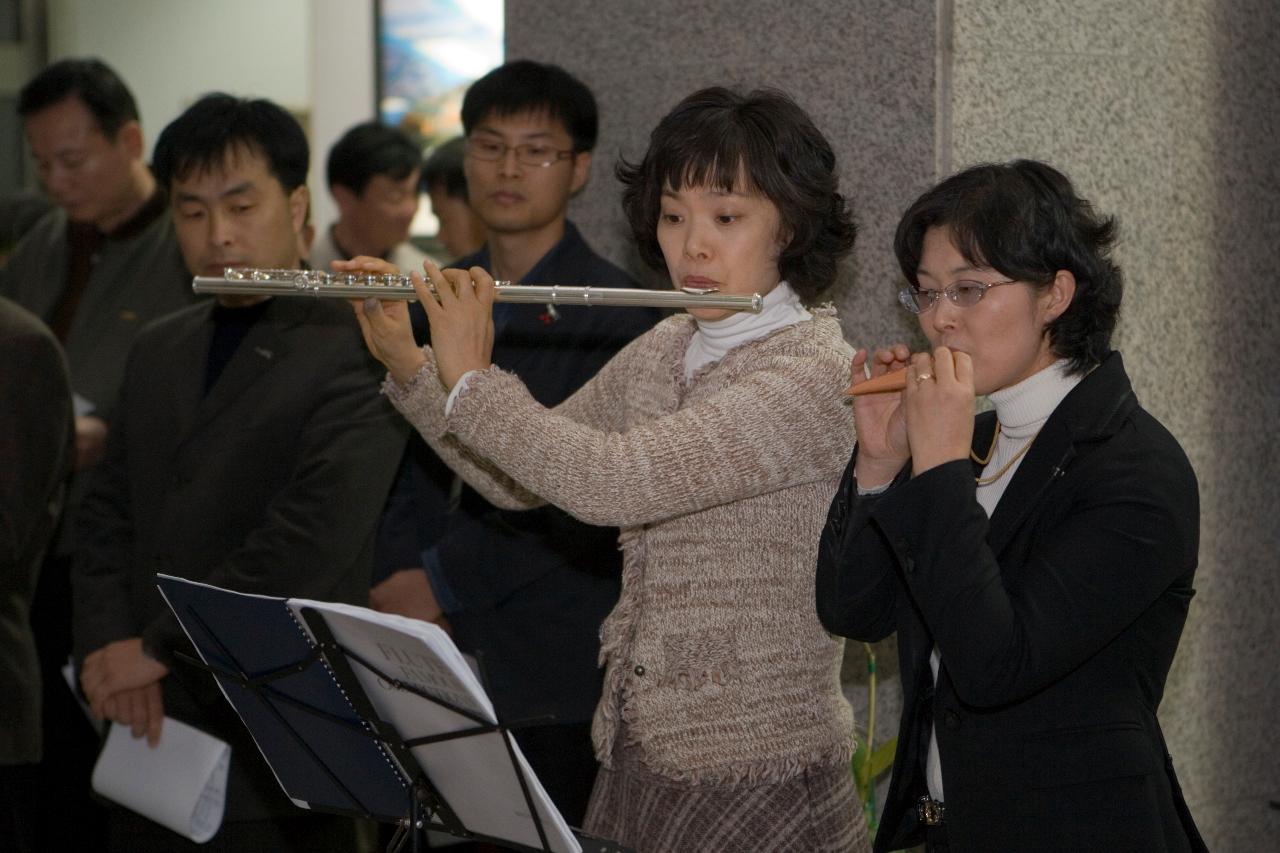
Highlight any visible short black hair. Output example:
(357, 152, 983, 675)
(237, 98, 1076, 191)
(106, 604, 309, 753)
(327, 122, 420, 195)
(617, 86, 856, 301)
(462, 60, 598, 152)
(422, 137, 467, 199)
(894, 159, 1121, 374)
(152, 93, 308, 193)
(19, 58, 139, 138)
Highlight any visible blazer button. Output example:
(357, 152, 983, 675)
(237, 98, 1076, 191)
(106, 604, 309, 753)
(943, 709, 962, 729)
(904, 556, 916, 574)
(633, 665, 646, 677)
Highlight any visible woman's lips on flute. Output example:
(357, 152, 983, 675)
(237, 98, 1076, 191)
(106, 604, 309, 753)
(844, 367, 908, 396)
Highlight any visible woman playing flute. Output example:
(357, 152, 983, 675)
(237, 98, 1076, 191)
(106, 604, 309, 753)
(816, 160, 1205, 852)
(354, 87, 870, 852)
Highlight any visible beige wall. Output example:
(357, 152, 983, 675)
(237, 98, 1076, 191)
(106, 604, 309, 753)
(44, 0, 312, 157)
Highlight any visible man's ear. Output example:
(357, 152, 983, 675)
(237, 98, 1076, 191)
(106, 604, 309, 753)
(117, 120, 144, 160)
(569, 150, 592, 195)
(1042, 269, 1077, 323)
(288, 184, 310, 237)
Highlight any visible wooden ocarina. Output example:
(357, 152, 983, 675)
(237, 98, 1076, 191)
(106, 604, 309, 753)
(843, 367, 908, 396)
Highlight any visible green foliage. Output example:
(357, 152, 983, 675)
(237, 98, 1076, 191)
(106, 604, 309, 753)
(850, 642, 896, 833)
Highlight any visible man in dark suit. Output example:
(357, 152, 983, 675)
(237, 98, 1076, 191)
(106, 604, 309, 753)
(369, 60, 659, 828)
(1, 62, 196, 845)
(0, 298, 72, 853)
(71, 94, 405, 852)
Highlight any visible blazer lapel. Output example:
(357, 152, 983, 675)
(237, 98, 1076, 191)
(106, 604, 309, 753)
(984, 417, 1076, 555)
(981, 354, 1134, 555)
(183, 302, 294, 446)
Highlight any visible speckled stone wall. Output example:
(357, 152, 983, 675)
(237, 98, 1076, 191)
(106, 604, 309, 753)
(947, 0, 1280, 846)
(508, 0, 1280, 847)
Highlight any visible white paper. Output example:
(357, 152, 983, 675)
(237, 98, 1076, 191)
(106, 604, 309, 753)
(289, 600, 581, 853)
(91, 718, 230, 843)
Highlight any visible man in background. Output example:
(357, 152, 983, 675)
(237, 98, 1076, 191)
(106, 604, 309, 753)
(2, 57, 193, 474)
(422, 136, 486, 261)
(72, 93, 404, 852)
(309, 120, 430, 272)
(370, 60, 659, 830)
(0, 57, 195, 848)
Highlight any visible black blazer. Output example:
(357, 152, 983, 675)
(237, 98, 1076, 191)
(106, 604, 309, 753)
(816, 353, 1206, 852)
(72, 296, 406, 822)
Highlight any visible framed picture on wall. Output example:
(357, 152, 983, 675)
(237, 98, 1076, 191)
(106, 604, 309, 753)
(375, 0, 503, 150)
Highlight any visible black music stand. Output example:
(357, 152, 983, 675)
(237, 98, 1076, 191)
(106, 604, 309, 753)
(157, 575, 629, 853)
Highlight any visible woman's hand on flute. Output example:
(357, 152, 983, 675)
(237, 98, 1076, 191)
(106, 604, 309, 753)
(343, 255, 427, 385)
(419, 261, 495, 390)
(903, 347, 975, 477)
(851, 344, 912, 488)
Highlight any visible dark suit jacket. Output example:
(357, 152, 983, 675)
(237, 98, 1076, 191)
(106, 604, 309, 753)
(0, 298, 72, 764)
(816, 353, 1206, 852)
(72, 296, 406, 822)
(377, 222, 660, 726)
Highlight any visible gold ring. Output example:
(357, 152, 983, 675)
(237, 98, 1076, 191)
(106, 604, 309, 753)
(915, 373, 933, 384)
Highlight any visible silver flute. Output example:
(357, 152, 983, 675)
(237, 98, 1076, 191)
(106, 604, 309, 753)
(191, 268, 763, 313)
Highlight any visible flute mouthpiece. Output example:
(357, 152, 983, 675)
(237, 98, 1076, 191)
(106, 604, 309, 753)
(844, 367, 908, 396)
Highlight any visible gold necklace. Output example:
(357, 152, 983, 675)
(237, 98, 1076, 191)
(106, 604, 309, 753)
(970, 423, 1000, 465)
(974, 427, 1042, 486)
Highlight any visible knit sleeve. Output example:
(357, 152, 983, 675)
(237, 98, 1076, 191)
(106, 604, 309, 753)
(385, 334, 646, 510)
(444, 326, 855, 528)
(384, 345, 544, 511)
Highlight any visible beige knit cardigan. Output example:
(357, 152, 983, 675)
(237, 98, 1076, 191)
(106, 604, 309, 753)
(386, 309, 857, 786)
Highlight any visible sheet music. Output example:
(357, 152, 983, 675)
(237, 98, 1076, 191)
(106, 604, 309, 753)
(91, 719, 230, 843)
(289, 600, 581, 853)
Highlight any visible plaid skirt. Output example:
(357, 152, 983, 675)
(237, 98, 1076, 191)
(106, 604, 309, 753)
(583, 739, 870, 853)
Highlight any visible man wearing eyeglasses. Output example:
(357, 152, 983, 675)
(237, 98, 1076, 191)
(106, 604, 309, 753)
(369, 60, 659, 831)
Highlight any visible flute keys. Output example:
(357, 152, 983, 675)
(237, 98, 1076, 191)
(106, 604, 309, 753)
(294, 270, 325, 290)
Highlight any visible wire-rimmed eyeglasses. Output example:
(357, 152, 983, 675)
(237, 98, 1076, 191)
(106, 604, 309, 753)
(465, 138, 575, 168)
(898, 280, 1019, 314)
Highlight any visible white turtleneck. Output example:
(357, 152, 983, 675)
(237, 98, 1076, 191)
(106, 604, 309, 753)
(925, 357, 1083, 803)
(683, 281, 810, 380)
(974, 358, 1083, 513)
